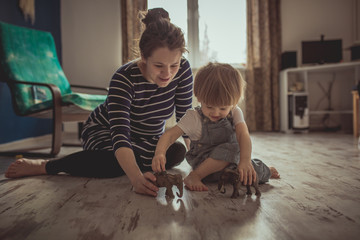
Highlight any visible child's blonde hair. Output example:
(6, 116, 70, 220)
(194, 62, 245, 106)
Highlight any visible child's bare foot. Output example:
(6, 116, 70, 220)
(5, 158, 48, 178)
(184, 171, 209, 191)
(270, 167, 280, 179)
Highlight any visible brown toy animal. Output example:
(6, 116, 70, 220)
(154, 171, 183, 198)
(218, 168, 261, 198)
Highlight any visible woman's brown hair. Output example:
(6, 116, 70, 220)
(139, 8, 187, 59)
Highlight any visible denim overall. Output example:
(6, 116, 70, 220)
(185, 107, 271, 184)
(186, 107, 240, 169)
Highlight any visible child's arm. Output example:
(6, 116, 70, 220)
(235, 122, 256, 185)
(183, 137, 191, 150)
(152, 125, 185, 172)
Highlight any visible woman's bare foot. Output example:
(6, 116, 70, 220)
(184, 171, 209, 191)
(5, 158, 48, 178)
(270, 167, 280, 179)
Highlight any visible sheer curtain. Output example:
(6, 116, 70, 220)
(245, 0, 281, 131)
(121, 0, 147, 64)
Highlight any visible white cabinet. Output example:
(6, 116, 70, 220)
(280, 62, 360, 133)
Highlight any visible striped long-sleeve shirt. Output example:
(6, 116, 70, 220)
(81, 58, 193, 167)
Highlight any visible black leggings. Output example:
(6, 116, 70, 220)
(45, 142, 186, 178)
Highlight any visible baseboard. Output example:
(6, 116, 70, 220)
(0, 134, 52, 151)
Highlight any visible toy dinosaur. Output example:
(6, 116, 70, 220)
(154, 171, 183, 198)
(218, 168, 261, 198)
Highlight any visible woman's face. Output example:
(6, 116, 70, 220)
(141, 47, 182, 88)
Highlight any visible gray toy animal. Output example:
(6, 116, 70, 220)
(218, 168, 261, 198)
(154, 171, 183, 198)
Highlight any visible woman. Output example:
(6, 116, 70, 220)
(5, 8, 193, 197)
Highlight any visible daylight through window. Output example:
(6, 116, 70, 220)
(147, 0, 247, 68)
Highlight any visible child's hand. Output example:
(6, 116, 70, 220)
(152, 153, 166, 172)
(237, 161, 256, 185)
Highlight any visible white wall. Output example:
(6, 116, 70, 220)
(61, 0, 356, 87)
(61, 0, 122, 88)
(281, 0, 358, 132)
(281, 0, 355, 66)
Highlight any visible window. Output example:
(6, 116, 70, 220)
(147, 0, 247, 68)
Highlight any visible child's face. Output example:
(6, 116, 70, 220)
(201, 104, 233, 122)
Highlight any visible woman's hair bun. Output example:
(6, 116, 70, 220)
(141, 8, 170, 27)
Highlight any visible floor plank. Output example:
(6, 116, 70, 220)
(0, 132, 359, 240)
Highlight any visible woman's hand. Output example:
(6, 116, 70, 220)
(237, 161, 256, 186)
(152, 153, 166, 172)
(131, 172, 159, 197)
(114, 148, 158, 197)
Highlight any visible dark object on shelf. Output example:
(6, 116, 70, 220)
(281, 51, 297, 70)
(302, 35, 342, 64)
(288, 93, 309, 131)
(350, 44, 360, 61)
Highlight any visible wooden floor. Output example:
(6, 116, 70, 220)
(0, 132, 359, 240)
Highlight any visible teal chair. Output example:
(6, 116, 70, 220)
(0, 21, 107, 156)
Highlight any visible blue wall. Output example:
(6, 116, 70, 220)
(0, 0, 61, 144)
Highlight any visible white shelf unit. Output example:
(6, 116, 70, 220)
(280, 61, 360, 133)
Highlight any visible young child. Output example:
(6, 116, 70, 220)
(152, 62, 279, 191)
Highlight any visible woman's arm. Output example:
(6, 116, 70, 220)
(152, 125, 185, 172)
(173, 59, 193, 154)
(174, 59, 194, 122)
(115, 147, 159, 197)
(235, 122, 256, 185)
(108, 66, 160, 197)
